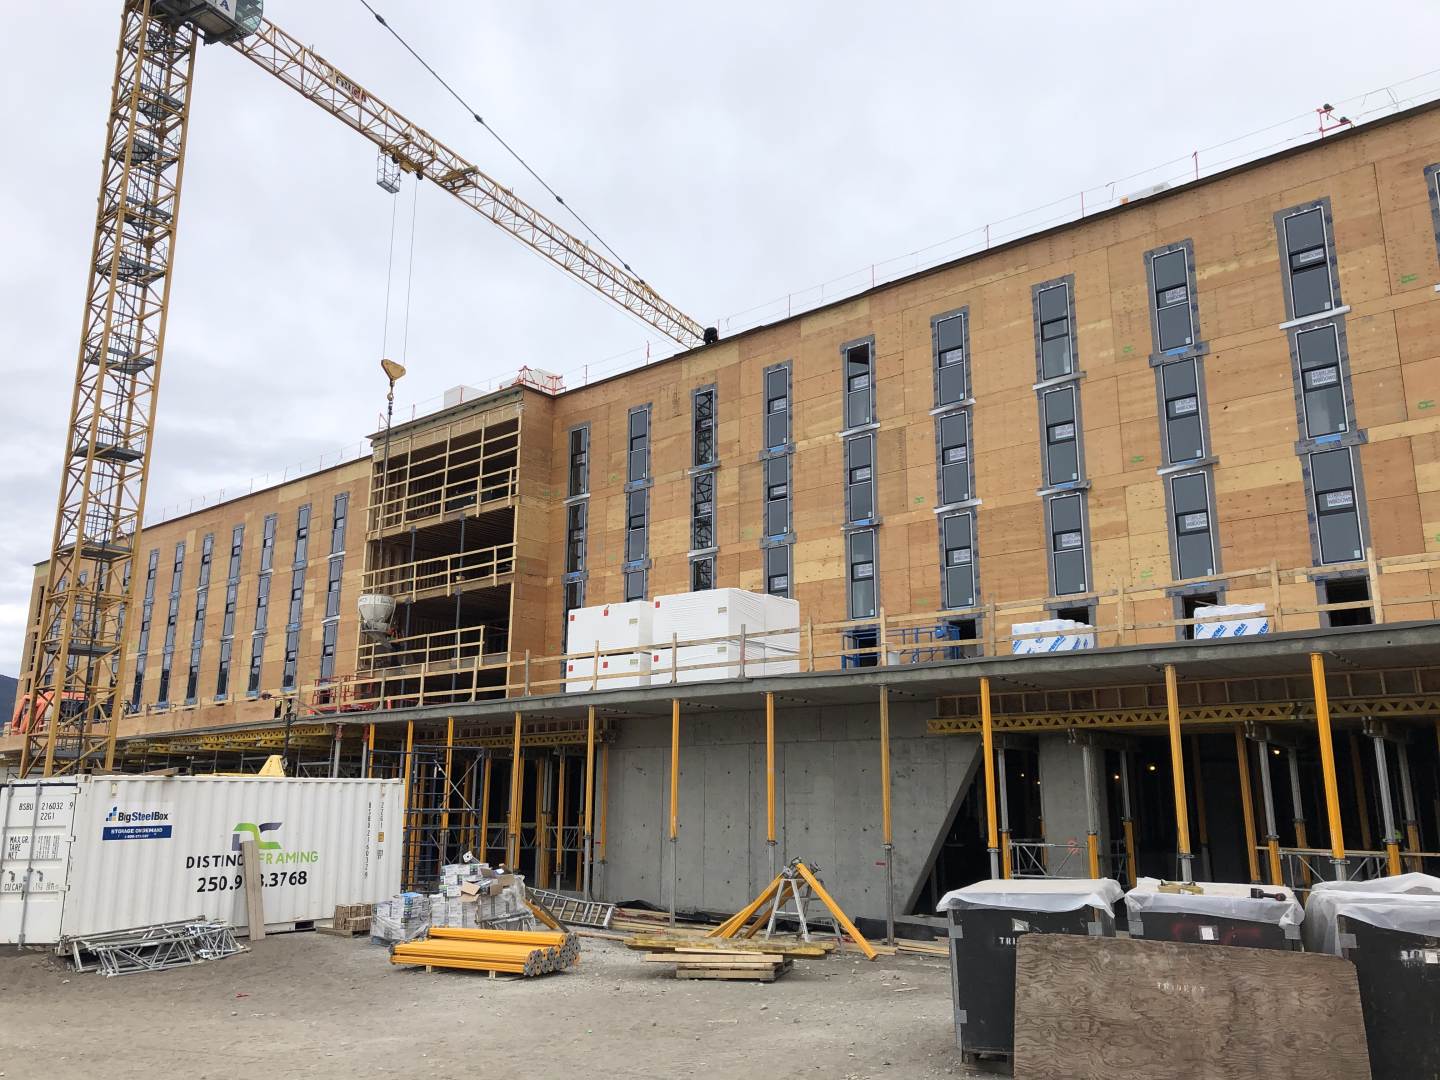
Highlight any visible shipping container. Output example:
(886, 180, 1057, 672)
(0, 775, 402, 946)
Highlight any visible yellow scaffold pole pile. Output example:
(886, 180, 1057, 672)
(389, 927, 580, 976)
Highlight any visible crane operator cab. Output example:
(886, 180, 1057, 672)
(153, 0, 264, 44)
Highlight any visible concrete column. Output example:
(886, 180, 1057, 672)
(1039, 737, 1110, 879)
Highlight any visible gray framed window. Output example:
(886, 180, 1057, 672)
(565, 502, 587, 574)
(330, 493, 349, 555)
(157, 541, 184, 706)
(293, 503, 312, 565)
(1042, 386, 1079, 485)
(226, 524, 244, 580)
(258, 512, 277, 572)
(252, 572, 271, 633)
(1281, 205, 1336, 318)
(324, 558, 343, 619)
(247, 636, 265, 695)
(131, 548, 160, 709)
(846, 528, 878, 620)
(940, 511, 976, 610)
(1150, 248, 1194, 352)
(564, 579, 585, 616)
(765, 545, 791, 598)
(282, 628, 299, 690)
(843, 339, 876, 429)
(1295, 324, 1349, 438)
(625, 488, 648, 564)
(1160, 359, 1204, 463)
(844, 433, 875, 523)
(215, 639, 232, 700)
(624, 568, 646, 602)
(764, 363, 791, 450)
(319, 621, 338, 681)
(197, 533, 214, 589)
(567, 425, 590, 497)
(691, 556, 714, 592)
(936, 410, 972, 505)
(1036, 281, 1074, 379)
(1048, 492, 1088, 596)
(933, 310, 968, 407)
(693, 387, 716, 467)
(185, 533, 213, 704)
(1311, 448, 1363, 564)
(692, 471, 715, 550)
(627, 405, 651, 483)
(287, 568, 305, 627)
(764, 456, 790, 538)
(1170, 472, 1216, 580)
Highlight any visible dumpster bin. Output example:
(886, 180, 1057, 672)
(937, 878, 1122, 1064)
(1303, 872, 1440, 1080)
(1125, 877, 1303, 950)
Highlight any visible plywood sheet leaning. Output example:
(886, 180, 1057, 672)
(1011, 934, 1371, 1080)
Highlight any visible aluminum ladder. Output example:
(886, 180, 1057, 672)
(526, 886, 615, 929)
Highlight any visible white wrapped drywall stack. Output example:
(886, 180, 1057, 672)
(1010, 618, 1095, 654)
(563, 600, 654, 691)
(759, 592, 800, 675)
(1192, 603, 1269, 639)
(651, 589, 773, 683)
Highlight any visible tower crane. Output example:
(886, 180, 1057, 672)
(19, 0, 710, 777)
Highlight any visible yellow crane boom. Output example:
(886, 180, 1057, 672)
(19, 0, 703, 777)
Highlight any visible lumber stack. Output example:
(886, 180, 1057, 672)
(389, 927, 580, 977)
(320, 903, 373, 937)
(644, 947, 793, 982)
(626, 934, 831, 958)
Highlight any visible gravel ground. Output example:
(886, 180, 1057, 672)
(0, 932, 984, 1079)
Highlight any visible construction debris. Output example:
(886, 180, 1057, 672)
(65, 919, 245, 977)
(644, 948, 793, 982)
(390, 927, 580, 977)
(371, 893, 432, 944)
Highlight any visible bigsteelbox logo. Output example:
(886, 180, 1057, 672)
(101, 804, 173, 841)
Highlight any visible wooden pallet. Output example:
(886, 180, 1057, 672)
(645, 949, 793, 982)
(626, 934, 832, 958)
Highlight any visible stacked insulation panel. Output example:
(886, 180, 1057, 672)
(650, 589, 799, 682)
(564, 600, 654, 691)
(1009, 618, 1095, 654)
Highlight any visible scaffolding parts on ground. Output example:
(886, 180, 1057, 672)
(390, 927, 580, 977)
(65, 919, 245, 977)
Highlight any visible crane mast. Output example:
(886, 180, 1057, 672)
(20, 0, 705, 777)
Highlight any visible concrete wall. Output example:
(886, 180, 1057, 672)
(1039, 738, 1111, 879)
(598, 698, 980, 921)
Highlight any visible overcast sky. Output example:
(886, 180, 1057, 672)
(3, 1, 1439, 676)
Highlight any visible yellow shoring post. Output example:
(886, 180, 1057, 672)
(1119, 750, 1137, 888)
(440, 716, 455, 865)
(766, 692, 777, 882)
(794, 862, 878, 961)
(507, 711, 522, 870)
(669, 698, 680, 927)
(980, 677, 999, 880)
(1370, 734, 1402, 877)
(1081, 741, 1101, 880)
(1310, 653, 1348, 879)
(1348, 732, 1374, 852)
(1164, 665, 1194, 882)
(583, 705, 596, 898)
(1189, 735, 1211, 880)
(479, 754, 492, 862)
(709, 874, 783, 938)
(402, 721, 416, 887)
(879, 686, 895, 944)
(365, 723, 375, 779)
(1234, 726, 1261, 884)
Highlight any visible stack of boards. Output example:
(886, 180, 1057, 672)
(644, 948, 793, 982)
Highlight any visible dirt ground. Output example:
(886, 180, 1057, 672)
(0, 931, 981, 1079)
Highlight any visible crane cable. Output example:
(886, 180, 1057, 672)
(354, 0, 653, 290)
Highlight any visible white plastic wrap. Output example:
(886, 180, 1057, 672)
(1192, 603, 1269, 639)
(1302, 873, 1440, 956)
(1125, 877, 1304, 928)
(937, 877, 1124, 914)
(1010, 619, 1095, 655)
(564, 600, 653, 691)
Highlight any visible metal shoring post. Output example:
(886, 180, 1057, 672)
(583, 705, 596, 900)
(1397, 742, 1422, 871)
(1255, 735, 1284, 886)
(479, 753, 492, 862)
(1189, 735, 1212, 881)
(1119, 749, 1137, 888)
(1371, 733, 1402, 877)
(363, 722, 375, 779)
(1310, 653, 1348, 881)
(669, 698, 680, 928)
(1081, 740, 1101, 880)
(998, 743, 1013, 880)
(765, 691, 777, 883)
(880, 685, 896, 943)
(506, 711, 522, 871)
(1287, 747, 1313, 890)
(1164, 664, 1195, 883)
(329, 724, 342, 778)
(979, 677, 999, 880)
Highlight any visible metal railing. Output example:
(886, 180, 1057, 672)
(1008, 839, 1085, 879)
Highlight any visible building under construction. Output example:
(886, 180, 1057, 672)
(9, 82, 1440, 928)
